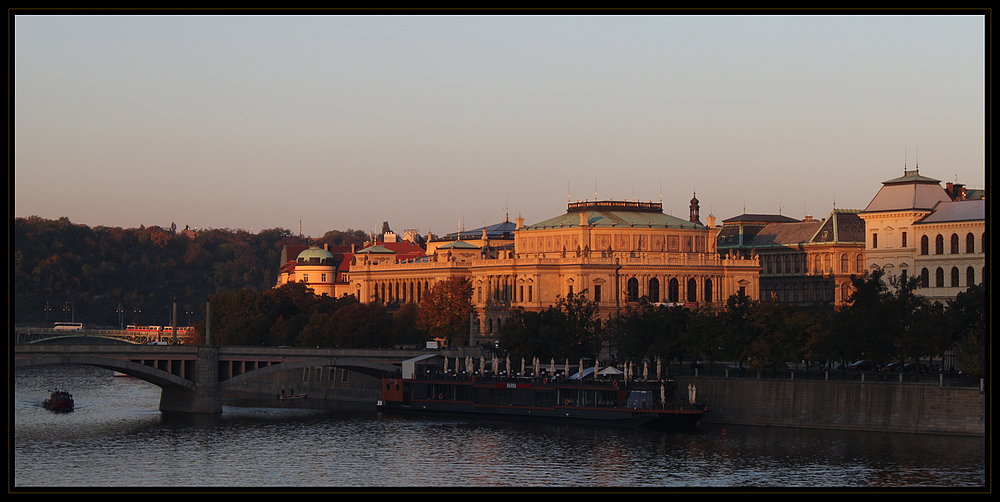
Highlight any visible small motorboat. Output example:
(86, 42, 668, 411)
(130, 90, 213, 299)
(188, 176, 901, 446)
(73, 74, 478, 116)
(43, 390, 74, 412)
(277, 390, 307, 400)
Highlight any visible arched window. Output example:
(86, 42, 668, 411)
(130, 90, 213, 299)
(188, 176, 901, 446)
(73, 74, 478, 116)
(687, 278, 697, 303)
(935, 267, 945, 288)
(841, 254, 849, 273)
(668, 278, 680, 303)
(920, 268, 929, 288)
(856, 254, 864, 274)
(626, 278, 639, 302)
(935, 234, 944, 255)
(951, 234, 960, 254)
(920, 235, 929, 255)
(966, 233, 976, 254)
(951, 267, 960, 287)
(648, 278, 660, 303)
(967, 267, 976, 287)
(704, 278, 713, 303)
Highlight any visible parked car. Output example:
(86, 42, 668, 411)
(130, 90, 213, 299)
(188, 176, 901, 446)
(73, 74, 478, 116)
(848, 360, 874, 371)
(881, 362, 904, 372)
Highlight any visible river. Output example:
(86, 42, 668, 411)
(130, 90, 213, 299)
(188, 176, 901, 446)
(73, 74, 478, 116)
(13, 364, 986, 490)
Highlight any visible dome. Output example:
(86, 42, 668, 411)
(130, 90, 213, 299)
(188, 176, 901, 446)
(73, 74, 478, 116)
(297, 246, 334, 264)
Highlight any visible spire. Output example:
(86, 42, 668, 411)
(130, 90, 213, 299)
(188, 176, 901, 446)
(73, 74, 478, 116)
(689, 191, 702, 225)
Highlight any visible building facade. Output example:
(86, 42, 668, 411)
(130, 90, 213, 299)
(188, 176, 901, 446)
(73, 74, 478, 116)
(343, 198, 760, 346)
(859, 168, 986, 303)
(717, 210, 866, 309)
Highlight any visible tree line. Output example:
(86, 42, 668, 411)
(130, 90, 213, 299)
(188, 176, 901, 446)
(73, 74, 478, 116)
(498, 269, 985, 378)
(14, 216, 367, 327)
(203, 277, 472, 349)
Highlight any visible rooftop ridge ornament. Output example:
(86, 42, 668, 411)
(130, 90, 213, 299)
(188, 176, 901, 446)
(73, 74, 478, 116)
(567, 199, 663, 213)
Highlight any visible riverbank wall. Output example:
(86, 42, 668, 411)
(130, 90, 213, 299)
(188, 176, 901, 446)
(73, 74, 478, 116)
(677, 376, 985, 436)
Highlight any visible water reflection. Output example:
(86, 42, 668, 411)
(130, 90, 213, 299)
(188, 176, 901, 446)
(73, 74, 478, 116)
(14, 365, 985, 489)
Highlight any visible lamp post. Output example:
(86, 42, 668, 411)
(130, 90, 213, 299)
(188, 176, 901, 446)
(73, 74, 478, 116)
(117, 304, 124, 329)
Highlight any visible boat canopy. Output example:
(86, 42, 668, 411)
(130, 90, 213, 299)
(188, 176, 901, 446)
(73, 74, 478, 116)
(568, 366, 624, 380)
(402, 354, 440, 379)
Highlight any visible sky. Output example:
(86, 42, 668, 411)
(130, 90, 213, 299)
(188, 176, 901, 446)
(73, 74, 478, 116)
(14, 13, 988, 239)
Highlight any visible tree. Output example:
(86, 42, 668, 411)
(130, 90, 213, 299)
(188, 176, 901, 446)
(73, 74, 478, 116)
(718, 291, 761, 368)
(416, 277, 473, 345)
(949, 284, 985, 377)
(499, 290, 602, 362)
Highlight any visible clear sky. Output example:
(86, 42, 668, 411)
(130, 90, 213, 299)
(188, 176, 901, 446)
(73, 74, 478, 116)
(14, 13, 987, 238)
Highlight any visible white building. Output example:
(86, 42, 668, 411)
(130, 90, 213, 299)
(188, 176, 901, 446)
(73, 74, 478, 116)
(859, 168, 985, 303)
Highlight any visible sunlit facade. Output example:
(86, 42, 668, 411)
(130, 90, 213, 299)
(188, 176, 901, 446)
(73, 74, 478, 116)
(344, 197, 760, 346)
(859, 168, 986, 303)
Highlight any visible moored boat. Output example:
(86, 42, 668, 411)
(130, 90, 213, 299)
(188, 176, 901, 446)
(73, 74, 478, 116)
(277, 390, 307, 400)
(42, 390, 74, 413)
(377, 367, 706, 429)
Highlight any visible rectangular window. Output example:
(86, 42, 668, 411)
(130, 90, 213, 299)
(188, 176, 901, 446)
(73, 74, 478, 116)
(568, 285, 573, 297)
(321, 274, 327, 282)
(594, 285, 602, 302)
(303, 368, 310, 381)
(901, 231, 907, 248)
(872, 233, 878, 249)
(528, 286, 533, 302)
(341, 369, 350, 384)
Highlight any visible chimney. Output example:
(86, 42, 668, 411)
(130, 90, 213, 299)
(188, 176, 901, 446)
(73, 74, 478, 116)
(516, 216, 524, 230)
(579, 212, 589, 227)
(803, 215, 813, 222)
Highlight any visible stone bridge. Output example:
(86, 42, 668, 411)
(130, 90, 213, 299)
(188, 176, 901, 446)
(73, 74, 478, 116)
(14, 343, 419, 414)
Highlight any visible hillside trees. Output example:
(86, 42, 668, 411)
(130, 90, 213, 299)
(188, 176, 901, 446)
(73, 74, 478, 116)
(15, 216, 304, 327)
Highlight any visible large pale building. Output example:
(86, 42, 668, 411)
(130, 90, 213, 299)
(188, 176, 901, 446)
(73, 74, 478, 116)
(859, 168, 986, 303)
(343, 197, 760, 346)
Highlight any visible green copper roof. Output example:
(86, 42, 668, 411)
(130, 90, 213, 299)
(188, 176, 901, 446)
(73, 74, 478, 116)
(437, 240, 480, 249)
(355, 244, 395, 254)
(297, 246, 334, 261)
(523, 201, 704, 230)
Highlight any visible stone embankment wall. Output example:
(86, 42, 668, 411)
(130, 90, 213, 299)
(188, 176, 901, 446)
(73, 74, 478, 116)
(677, 376, 984, 436)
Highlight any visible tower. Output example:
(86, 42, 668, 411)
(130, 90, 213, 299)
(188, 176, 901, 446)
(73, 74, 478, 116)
(689, 192, 702, 225)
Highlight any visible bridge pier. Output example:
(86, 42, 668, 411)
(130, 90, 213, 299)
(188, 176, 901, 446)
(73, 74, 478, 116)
(159, 346, 222, 414)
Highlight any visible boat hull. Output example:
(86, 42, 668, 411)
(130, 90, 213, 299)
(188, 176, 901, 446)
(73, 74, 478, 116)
(378, 377, 706, 429)
(43, 391, 74, 413)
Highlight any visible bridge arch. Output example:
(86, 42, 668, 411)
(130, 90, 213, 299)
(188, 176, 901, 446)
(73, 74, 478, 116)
(221, 358, 399, 389)
(15, 355, 196, 391)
